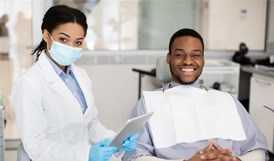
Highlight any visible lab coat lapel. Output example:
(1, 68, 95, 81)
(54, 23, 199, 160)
(71, 65, 92, 115)
(38, 52, 83, 115)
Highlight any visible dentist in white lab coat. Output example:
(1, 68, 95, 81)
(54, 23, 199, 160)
(11, 5, 136, 161)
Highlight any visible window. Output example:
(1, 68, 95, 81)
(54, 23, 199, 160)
(50, 0, 269, 51)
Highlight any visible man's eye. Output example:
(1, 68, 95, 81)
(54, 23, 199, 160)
(191, 53, 203, 59)
(174, 53, 184, 57)
(192, 54, 201, 58)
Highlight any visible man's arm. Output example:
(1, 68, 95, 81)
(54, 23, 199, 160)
(132, 142, 266, 161)
(132, 142, 218, 161)
(232, 98, 268, 161)
(199, 141, 266, 161)
(238, 149, 266, 161)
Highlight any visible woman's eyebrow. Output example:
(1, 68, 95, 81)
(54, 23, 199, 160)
(58, 32, 70, 37)
(58, 32, 84, 40)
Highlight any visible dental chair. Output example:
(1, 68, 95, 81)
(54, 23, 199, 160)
(156, 56, 172, 84)
(17, 142, 31, 161)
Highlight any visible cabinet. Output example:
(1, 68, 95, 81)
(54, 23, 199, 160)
(0, 104, 4, 160)
(249, 74, 274, 153)
(199, 60, 240, 98)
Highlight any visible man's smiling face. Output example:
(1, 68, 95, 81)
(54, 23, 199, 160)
(166, 36, 204, 84)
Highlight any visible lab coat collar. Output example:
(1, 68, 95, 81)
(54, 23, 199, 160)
(38, 51, 84, 116)
(41, 52, 92, 116)
(70, 65, 93, 116)
(46, 56, 72, 76)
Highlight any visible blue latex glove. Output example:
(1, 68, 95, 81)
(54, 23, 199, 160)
(89, 138, 117, 161)
(121, 134, 138, 151)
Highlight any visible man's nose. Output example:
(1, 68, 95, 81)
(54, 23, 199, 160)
(183, 54, 193, 65)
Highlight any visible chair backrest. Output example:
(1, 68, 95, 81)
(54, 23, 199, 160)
(17, 142, 31, 161)
(156, 56, 172, 83)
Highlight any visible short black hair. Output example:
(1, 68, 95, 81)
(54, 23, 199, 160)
(168, 28, 204, 54)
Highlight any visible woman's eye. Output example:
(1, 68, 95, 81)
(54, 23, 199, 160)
(59, 37, 68, 42)
(75, 41, 83, 46)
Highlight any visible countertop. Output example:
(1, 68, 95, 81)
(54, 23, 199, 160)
(241, 65, 274, 78)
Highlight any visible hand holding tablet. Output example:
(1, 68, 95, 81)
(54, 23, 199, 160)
(109, 112, 154, 149)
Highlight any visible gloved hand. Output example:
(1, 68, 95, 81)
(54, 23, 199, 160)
(89, 138, 117, 161)
(121, 134, 138, 151)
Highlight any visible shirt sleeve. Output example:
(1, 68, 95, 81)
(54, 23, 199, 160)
(87, 109, 115, 143)
(232, 97, 269, 157)
(238, 149, 267, 161)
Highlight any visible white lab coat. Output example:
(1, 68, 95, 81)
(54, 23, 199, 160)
(11, 52, 115, 161)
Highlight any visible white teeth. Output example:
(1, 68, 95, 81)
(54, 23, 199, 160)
(182, 68, 194, 72)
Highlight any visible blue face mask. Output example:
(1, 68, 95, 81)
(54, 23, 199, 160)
(48, 36, 82, 66)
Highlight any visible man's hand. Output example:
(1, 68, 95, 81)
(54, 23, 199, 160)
(200, 141, 240, 161)
(186, 141, 241, 161)
(186, 141, 213, 161)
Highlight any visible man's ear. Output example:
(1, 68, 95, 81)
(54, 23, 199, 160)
(166, 53, 171, 65)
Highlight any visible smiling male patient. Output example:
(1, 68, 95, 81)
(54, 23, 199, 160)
(122, 28, 268, 161)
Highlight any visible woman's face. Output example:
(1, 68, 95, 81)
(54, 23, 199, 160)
(43, 22, 85, 50)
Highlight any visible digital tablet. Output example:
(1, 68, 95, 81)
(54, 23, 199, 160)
(109, 112, 154, 148)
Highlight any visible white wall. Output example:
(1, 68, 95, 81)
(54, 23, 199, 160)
(77, 63, 159, 131)
(31, 0, 52, 48)
(204, 0, 267, 50)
